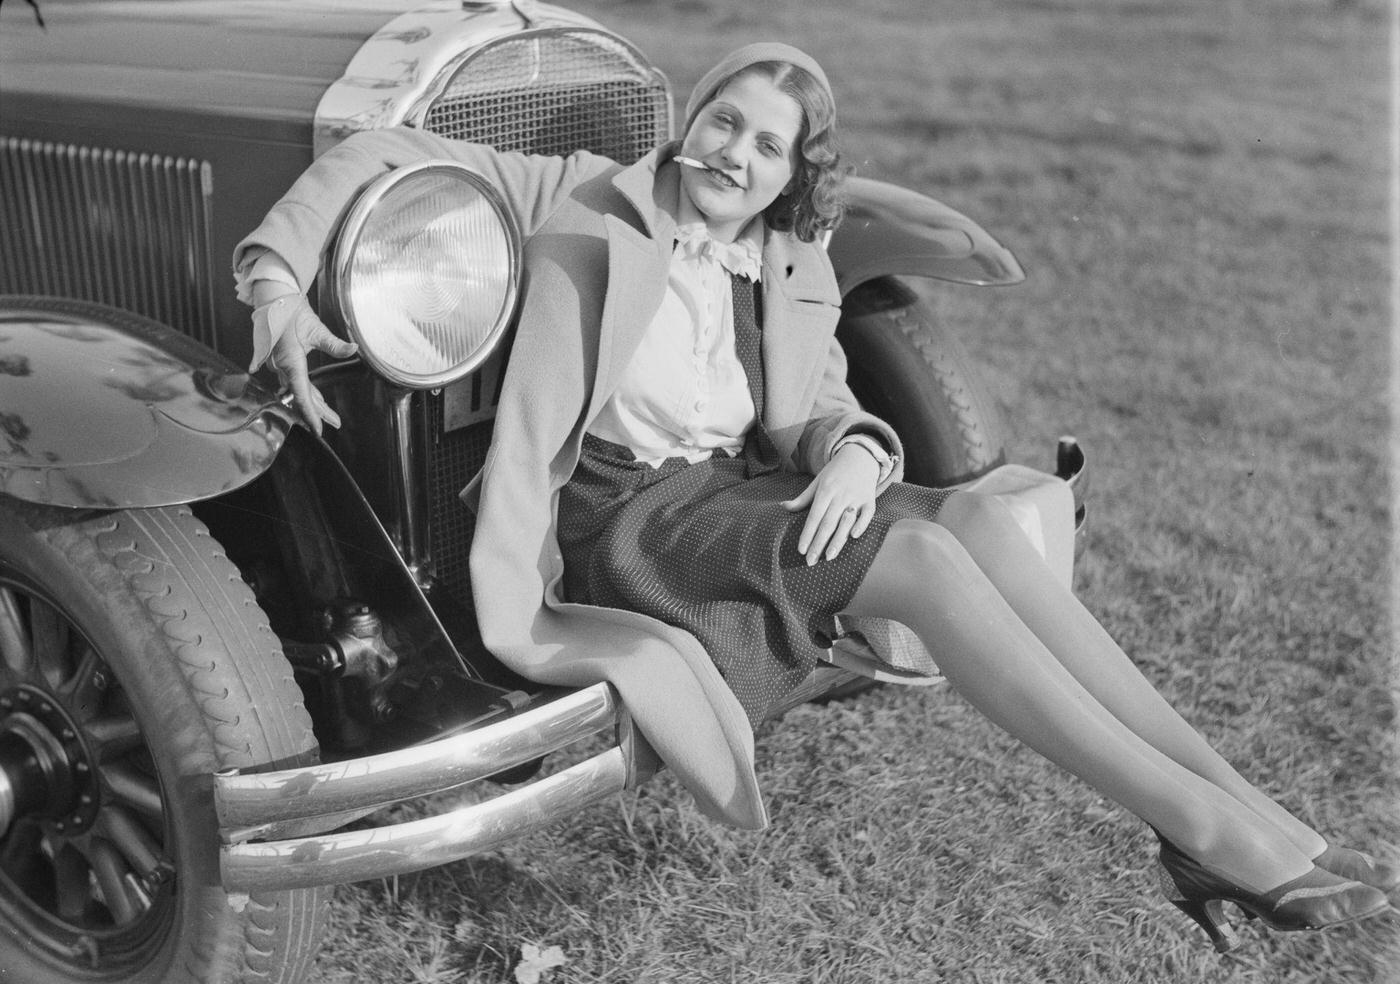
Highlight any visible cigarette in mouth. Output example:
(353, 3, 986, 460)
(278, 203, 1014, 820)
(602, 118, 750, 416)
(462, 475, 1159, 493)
(674, 156, 708, 170)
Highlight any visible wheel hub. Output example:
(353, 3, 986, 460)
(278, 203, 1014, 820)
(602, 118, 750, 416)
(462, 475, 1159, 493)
(0, 685, 100, 837)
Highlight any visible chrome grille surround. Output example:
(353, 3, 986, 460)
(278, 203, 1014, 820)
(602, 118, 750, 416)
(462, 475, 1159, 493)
(418, 28, 671, 163)
(311, 2, 673, 158)
(0, 137, 217, 348)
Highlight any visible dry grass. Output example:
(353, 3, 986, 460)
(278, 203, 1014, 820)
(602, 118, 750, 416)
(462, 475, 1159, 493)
(306, 1, 1396, 981)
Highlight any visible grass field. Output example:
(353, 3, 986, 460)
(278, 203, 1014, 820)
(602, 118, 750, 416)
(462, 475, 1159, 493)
(305, 1, 1396, 981)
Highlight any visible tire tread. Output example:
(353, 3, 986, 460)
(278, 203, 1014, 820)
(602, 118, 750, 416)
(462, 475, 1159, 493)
(2, 500, 327, 984)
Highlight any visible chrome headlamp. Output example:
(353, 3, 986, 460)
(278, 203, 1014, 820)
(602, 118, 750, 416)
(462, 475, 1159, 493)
(327, 161, 521, 390)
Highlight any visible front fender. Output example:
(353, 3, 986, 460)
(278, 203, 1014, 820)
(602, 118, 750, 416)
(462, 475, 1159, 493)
(828, 177, 1026, 296)
(0, 296, 293, 508)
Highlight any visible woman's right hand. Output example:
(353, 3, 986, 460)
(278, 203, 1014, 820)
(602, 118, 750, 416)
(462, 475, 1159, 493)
(250, 290, 358, 436)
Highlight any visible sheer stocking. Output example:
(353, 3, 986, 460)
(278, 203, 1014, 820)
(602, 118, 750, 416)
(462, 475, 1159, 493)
(845, 514, 1315, 892)
(930, 491, 1326, 858)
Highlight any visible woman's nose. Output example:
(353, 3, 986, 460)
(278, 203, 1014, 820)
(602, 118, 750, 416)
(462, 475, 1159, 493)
(719, 138, 747, 167)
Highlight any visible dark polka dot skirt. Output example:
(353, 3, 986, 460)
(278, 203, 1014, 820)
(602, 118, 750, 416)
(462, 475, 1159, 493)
(557, 433, 953, 724)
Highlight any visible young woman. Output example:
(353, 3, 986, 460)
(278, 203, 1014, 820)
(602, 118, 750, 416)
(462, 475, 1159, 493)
(235, 43, 1395, 951)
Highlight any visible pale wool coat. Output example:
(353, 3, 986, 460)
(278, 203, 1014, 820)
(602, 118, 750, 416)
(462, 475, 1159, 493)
(235, 127, 904, 828)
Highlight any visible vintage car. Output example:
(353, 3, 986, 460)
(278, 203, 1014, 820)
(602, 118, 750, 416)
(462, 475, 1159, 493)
(0, 1, 1085, 981)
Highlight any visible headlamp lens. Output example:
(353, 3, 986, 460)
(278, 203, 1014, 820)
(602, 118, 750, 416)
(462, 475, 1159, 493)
(333, 163, 519, 389)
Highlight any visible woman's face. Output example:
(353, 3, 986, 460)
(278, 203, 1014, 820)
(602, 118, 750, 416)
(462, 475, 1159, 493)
(679, 70, 803, 243)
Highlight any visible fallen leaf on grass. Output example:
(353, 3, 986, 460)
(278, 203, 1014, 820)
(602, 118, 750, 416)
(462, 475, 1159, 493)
(514, 943, 567, 984)
(452, 916, 482, 945)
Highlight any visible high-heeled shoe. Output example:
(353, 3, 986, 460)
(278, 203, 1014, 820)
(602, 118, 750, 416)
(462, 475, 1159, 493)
(1313, 845, 1400, 906)
(1156, 838, 1389, 953)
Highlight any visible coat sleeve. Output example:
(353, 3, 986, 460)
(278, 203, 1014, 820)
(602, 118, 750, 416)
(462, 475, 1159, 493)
(781, 239, 905, 490)
(793, 337, 906, 491)
(233, 126, 611, 293)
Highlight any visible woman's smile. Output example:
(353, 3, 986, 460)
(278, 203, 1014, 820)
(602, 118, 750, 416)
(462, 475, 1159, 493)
(704, 167, 744, 189)
(675, 155, 748, 190)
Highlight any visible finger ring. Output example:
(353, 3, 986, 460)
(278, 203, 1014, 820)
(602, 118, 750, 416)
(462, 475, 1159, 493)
(843, 506, 856, 514)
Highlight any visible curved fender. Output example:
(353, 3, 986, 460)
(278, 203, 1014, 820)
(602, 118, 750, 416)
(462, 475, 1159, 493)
(828, 176, 1026, 296)
(0, 297, 294, 509)
(238, 425, 478, 682)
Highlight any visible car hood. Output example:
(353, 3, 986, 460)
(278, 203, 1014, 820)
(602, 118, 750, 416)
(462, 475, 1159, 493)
(0, 0, 412, 127)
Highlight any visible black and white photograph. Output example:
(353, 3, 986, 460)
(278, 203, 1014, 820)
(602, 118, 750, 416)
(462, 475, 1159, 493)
(0, 1, 1393, 982)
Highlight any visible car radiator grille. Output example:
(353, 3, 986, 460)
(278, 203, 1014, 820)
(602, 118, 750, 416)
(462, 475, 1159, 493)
(422, 28, 670, 163)
(425, 402, 496, 616)
(419, 28, 670, 614)
(0, 137, 218, 348)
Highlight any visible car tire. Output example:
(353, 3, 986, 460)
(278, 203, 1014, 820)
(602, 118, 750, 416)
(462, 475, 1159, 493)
(0, 499, 327, 984)
(837, 275, 1006, 487)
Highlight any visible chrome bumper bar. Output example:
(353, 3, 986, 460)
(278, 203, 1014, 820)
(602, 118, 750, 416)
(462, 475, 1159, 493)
(216, 683, 627, 893)
(220, 747, 627, 893)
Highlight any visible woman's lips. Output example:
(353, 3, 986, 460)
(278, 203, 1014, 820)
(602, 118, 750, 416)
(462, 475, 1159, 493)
(676, 155, 743, 189)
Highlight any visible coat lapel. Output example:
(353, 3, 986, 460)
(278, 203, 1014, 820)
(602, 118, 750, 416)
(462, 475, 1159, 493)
(587, 218, 671, 423)
(584, 148, 680, 424)
(759, 234, 843, 441)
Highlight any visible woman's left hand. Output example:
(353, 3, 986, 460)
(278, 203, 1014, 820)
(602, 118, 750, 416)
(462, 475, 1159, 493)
(782, 444, 881, 565)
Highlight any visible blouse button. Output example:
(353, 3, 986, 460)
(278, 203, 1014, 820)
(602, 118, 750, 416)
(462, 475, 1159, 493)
(694, 399, 706, 413)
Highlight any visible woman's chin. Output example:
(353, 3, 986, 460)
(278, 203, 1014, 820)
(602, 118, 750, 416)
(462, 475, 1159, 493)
(683, 188, 747, 237)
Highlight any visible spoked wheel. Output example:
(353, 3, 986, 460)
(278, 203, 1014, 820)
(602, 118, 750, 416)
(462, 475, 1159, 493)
(0, 500, 326, 984)
(0, 596, 171, 971)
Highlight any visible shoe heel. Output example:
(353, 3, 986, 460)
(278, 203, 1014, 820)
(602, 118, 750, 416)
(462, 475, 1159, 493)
(1170, 898, 1241, 953)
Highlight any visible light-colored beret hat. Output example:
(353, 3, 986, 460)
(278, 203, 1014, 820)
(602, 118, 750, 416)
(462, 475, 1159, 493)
(683, 42, 833, 130)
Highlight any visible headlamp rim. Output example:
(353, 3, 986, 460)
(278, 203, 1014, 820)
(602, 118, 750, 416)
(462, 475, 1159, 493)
(327, 159, 522, 390)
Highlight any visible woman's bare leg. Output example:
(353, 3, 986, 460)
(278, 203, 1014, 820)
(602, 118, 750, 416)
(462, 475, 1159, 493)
(846, 518, 1314, 892)
(928, 491, 1327, 858)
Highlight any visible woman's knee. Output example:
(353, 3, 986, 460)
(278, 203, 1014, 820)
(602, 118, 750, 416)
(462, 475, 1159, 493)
(876, 517, 977, 575)
(936, 490, 1024, 547)
(851, 518, 984, 618)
